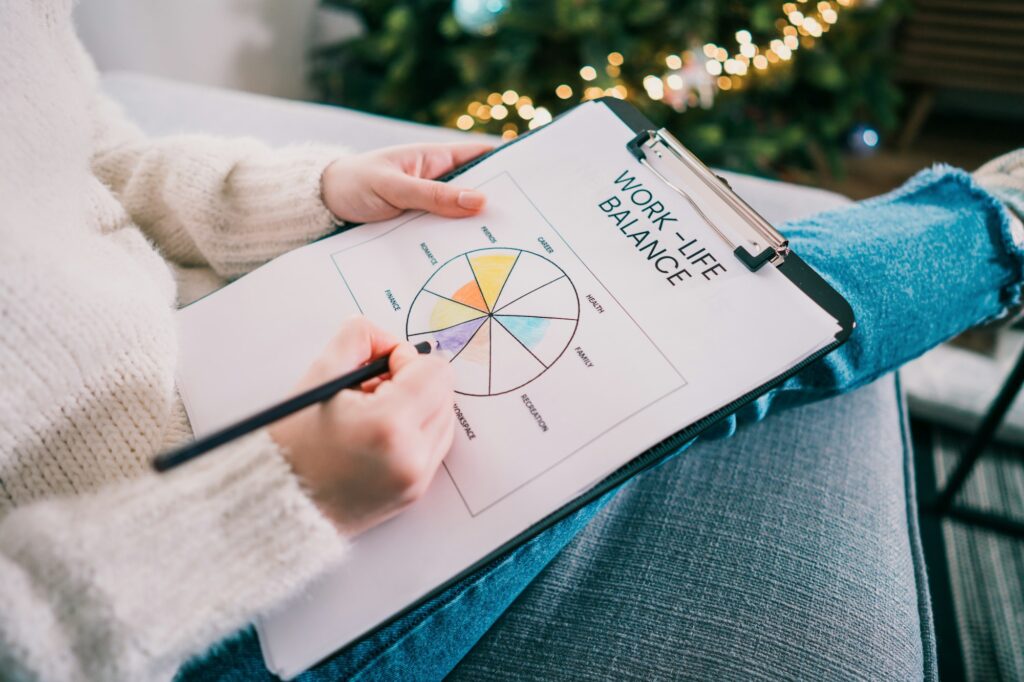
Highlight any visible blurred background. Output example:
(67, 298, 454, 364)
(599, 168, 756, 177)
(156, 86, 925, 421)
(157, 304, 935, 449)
(77, 1, 1024, 678)
(76, 0, 1024, 199)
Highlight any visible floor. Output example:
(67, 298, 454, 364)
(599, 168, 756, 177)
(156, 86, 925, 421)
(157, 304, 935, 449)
(913, 420, 1024, 681)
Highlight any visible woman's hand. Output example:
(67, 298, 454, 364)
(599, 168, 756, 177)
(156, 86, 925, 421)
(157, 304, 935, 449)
(322, 142, 493, 223)
(269, 317, 455, 536)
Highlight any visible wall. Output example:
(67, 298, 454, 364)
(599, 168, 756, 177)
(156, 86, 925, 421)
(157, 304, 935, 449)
(73, 0, 359, 100)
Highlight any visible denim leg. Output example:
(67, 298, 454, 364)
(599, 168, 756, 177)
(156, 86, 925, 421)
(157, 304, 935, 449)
(706, 165, 1024, 438)
(179, 166, 1021, 680)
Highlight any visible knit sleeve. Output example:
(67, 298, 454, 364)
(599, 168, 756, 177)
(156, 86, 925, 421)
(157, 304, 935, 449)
(88, 91, 349, 279)
(0, 431, 348, 681)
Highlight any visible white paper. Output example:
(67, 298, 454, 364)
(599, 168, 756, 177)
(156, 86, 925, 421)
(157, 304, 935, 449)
(174, 101, 841, 678)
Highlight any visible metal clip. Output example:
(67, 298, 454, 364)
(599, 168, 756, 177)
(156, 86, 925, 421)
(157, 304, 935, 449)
(626, 129, 789, 271)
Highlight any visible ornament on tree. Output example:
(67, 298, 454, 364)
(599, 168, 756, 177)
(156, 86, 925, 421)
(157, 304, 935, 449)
(847, 123, 881, 156)
(453, 0, 508, 36)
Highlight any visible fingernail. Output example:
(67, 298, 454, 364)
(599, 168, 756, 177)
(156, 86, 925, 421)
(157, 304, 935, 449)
(457, 190, 485, 210)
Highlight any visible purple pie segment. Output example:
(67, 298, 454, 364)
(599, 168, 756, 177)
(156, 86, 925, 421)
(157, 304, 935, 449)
(430, 316, 487, 355)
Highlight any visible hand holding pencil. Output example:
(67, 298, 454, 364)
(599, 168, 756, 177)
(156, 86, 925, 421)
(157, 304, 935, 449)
(267, 318, 455, 536)
(154, 140, 493, 538)
(157, 317, 456, 537)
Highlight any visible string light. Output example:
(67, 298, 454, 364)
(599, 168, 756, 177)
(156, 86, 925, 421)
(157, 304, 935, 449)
(643, 74, 665, 99)
(528, 107, 552, 129)
(453, 1, 854, 136)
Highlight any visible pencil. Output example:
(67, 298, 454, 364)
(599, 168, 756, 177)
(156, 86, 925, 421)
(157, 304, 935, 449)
(153, 340, 433, 473)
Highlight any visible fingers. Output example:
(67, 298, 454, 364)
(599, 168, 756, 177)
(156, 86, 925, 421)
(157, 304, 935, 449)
(377, 174, 486, 219)
(313, 316, 400, 380)
(435, 141, 494, 173)
(420, 399, 456, 473)
(387, 340, 424, 375)
(384, 142, 494, 179)
(372, 141, 492, 218)
(314, 324, 454, 454)
(383, 380, 455, 495)
(351, 348, 454, 498)
(372, 343, 454, 421)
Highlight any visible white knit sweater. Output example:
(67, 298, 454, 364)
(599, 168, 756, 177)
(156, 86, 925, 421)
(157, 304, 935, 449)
(0, 2, 351, 679)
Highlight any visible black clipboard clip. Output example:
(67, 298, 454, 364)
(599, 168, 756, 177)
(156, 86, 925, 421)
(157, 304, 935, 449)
(627, 129, 789, 272)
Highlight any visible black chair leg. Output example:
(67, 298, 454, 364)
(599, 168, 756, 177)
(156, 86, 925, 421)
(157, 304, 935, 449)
(925, 342, 1024, 538)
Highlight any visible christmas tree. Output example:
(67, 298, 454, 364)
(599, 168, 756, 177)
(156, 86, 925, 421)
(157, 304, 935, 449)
(312, 0, 906, 176)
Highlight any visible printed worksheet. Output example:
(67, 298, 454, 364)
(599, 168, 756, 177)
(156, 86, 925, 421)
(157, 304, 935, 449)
(329, 171, 686, 515)
(175, 100, 843, 679)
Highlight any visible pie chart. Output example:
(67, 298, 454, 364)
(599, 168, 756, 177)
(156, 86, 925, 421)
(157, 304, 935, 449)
(406, 248, 580, 396)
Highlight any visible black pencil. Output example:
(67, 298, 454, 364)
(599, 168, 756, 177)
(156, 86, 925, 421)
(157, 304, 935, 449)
(153, 340, 433, 473)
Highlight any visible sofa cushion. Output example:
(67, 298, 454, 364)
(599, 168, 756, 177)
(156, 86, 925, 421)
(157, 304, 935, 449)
(451, 376, 935, 680)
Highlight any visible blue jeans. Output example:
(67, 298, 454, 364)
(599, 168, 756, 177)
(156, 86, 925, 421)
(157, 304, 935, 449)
(177, 166, 1021, 681)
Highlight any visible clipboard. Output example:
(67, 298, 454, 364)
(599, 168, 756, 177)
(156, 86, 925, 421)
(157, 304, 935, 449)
(277, 96, 855, 675)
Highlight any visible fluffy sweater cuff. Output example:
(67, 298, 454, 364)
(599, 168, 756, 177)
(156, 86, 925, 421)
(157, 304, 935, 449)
(95, 136, 349, 278)
(0, 430, 347, 681)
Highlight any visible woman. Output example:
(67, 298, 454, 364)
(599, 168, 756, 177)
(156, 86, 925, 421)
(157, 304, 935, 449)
(2, 2, 485, 679)
(3, 2, 1023, 679)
